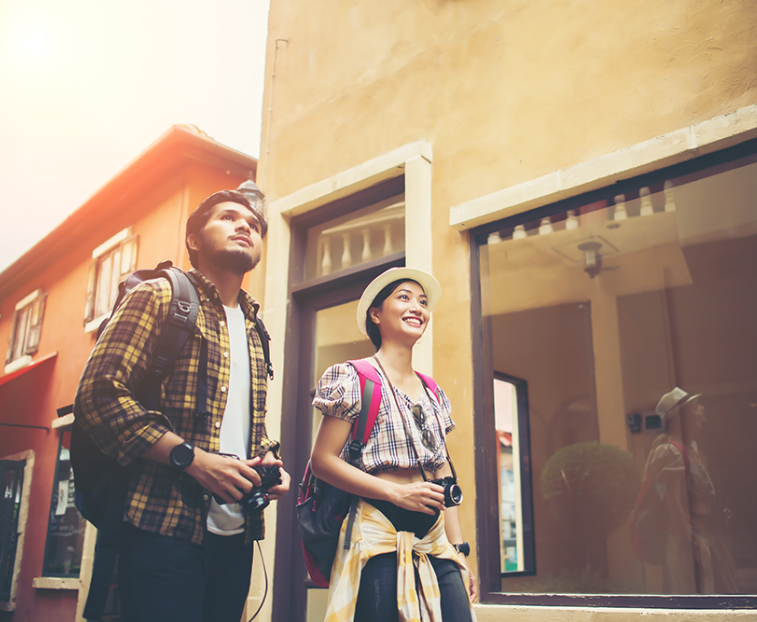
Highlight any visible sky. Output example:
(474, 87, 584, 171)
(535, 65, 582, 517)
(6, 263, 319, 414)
(0, 0, 270, 273)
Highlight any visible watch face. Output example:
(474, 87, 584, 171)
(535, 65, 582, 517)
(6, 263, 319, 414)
(171, 443, 194, 469)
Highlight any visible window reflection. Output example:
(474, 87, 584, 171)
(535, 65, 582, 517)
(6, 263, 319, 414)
(43, 431, 87, 577)
(480, 154, 757, 595)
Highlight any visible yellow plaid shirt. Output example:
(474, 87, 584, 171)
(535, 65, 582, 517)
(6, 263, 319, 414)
(75, 269, 279, 545)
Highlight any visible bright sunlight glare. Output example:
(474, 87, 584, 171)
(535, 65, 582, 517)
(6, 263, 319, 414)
(12, 24, 52, 61)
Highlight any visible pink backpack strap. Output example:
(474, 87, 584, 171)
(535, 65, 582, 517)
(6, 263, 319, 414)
(416, 371, 442, 403)
(667, 440, 691, 470)
(346, 360, 382, 448)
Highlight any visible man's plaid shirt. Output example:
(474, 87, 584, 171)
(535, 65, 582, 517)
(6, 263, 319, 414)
(75, 269, 279, 545)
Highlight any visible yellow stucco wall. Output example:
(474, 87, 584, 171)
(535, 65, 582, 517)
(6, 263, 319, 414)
(257, 0, 757, 618)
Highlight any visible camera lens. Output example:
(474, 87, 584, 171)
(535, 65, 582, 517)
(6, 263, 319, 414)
(241, 490, 270, 515)
(446, 484, 463, 507)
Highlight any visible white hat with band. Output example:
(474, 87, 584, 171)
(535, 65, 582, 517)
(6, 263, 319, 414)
(655, 387, 702, 422)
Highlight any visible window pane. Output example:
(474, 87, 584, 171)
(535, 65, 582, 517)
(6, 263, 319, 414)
(109, 248, 122, 309)
(43, 431, 87, 577)
(306, 299, 373, 620)
(494, 375, 533, 573)
(304, 196, 404, 281)
(11, 306, 31, 362)
(479, 154, 757, 595)
(95, 253, 113, 319)
(0, 460, 24, 601)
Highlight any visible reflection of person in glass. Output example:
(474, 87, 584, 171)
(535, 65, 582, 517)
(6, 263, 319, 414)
(310, 268, 477, 622)
(642, 388, 740, 593)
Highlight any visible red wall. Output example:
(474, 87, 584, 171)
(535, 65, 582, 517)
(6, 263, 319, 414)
(0, 160, 247, 621)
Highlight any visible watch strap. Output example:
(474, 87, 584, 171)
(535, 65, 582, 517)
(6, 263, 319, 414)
(453, 542, 470, 557)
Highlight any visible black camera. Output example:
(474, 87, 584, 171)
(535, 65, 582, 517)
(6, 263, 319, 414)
(430, 476, 463, 507)
(214, 465, 282, 516)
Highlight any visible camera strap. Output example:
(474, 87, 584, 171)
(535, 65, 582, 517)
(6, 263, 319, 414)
(371, 356, 459, 482)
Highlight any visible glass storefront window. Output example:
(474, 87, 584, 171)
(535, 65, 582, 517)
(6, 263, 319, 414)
(43, 430, 87, 577)
(477, 149, 757, 597)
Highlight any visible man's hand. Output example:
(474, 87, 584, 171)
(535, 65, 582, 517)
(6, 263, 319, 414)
(186, 450, 264, 504)
(256, 451, 291, 501)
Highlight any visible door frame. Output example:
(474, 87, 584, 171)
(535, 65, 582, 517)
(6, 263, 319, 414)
(271, 254, 403, 622)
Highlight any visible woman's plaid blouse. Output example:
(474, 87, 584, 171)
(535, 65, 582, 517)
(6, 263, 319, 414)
(312, 362, 455, 474)
(75, 269, 279, 545)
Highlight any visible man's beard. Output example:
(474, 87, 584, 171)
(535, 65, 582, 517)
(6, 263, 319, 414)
(201, 240, 259, 275)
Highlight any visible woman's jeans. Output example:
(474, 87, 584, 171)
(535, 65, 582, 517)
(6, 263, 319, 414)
(356, 499, 472, 621)
(117, 523, 253, 622)
(354, 552, 472, 622)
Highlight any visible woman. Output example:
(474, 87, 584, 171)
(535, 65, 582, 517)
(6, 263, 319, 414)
(642, 387, 739, 594)
(310, 267, 477, 622)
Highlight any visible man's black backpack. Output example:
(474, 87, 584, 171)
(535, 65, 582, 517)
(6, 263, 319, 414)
(66, 260, 273, 621)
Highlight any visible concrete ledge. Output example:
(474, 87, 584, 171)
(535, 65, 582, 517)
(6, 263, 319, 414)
(473, 604, 757, 622)
(269, 140, 432, 218)
(32, 577, 81, 591)
(450, 105, 757, 230)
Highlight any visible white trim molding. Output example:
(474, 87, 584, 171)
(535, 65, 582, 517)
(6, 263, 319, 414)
(92, 227, 131, 259)
(258, 141, 434, 621)
(265, 139, 435, 378)
(450, 105, 757, 230)
(4, 355, 32, 375)
(0, 450, 34, 612)
(15, 289, 43, 311)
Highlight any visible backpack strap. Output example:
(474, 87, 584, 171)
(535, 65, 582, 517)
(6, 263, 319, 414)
(346, 359, 382, 463)
(139, 265, 203, 413)
(416, 371, 442, 403)
(340, 359, 383, 550)
(255, 316, 274, 380)
(667, 440, 690, 471)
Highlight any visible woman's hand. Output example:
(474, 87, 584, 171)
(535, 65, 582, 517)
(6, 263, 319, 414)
(388, 480, 446, 515)
(460, 556, 479, 602)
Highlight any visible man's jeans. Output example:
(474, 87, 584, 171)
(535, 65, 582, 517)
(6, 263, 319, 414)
(117, 524, 253, 622)
(354, 552, 472, 622)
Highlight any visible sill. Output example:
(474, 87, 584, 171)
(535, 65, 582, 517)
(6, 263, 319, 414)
(32, 577, 80, 590)
(4, 355, 32, 375)
(84, 315, 107, 334)
(52, 413, 75, 429)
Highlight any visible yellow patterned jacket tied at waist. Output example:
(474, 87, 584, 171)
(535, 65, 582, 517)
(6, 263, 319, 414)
(326, 499, 475, 622)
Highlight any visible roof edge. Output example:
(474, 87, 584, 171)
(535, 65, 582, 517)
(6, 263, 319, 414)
(0, 125, 257, 301)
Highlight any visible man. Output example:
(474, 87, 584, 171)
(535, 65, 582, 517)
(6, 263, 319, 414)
(76, 189, 290, 622)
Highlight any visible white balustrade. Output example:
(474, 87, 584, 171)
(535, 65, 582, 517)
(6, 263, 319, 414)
(341, 233, 353, 269)
(321, 237, 332, 275)
(613, 194, 628, 221)
(664, 180, 676, 212)
(361, 229, 372, 262)
(639, 187, 654, 216)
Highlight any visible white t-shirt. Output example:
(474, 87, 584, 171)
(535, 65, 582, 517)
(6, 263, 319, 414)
(206, 304, 252, 535)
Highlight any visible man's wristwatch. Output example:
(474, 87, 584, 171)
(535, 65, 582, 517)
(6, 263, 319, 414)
(452, 542, 470, 557)
(169, 442, 195, 471)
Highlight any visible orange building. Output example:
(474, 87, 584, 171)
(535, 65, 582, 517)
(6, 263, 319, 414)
(0, 125, 257, 622)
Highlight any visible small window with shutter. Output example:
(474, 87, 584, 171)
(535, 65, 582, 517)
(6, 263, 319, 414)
(5, 290, 47, 369)
(83, 229, 138, 333)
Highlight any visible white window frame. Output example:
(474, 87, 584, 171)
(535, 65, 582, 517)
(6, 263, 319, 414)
(0, 450, 34, 612)
(5, 289, 47, 374)
(84, 228, 138, 333)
